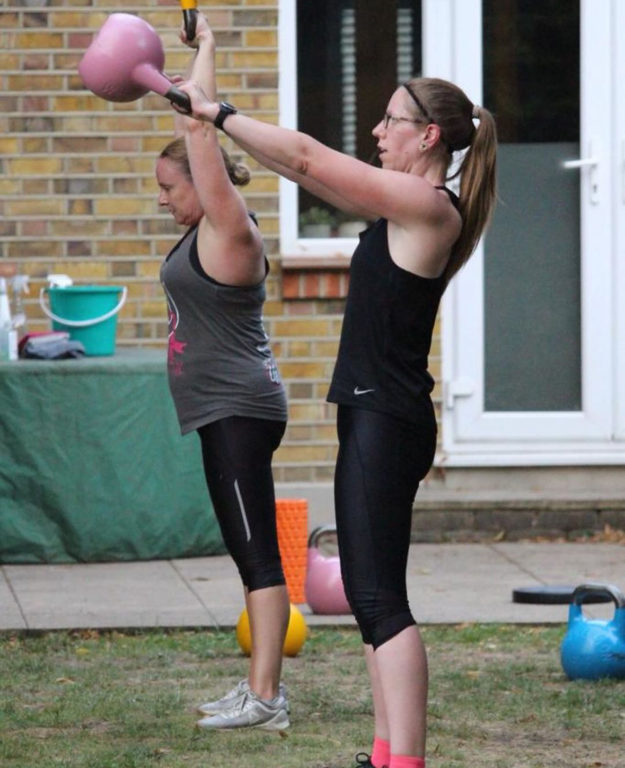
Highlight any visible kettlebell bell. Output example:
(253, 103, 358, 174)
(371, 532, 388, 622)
(560, 582, 625, 680)
(305, 525, 351, 615)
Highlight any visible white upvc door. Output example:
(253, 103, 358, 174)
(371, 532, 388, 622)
(616, 0, 625, 442)
(429, 0, 625, 465)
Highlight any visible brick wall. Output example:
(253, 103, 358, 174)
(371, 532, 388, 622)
(0, 0, 442, 483)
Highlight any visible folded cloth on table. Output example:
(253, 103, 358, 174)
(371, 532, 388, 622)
(22, 338, 86, 359)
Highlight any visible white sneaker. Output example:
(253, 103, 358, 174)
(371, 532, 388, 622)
(196, 689, 290, 731)
(197, 679, 288, 716)
(197, 679, 250, 716)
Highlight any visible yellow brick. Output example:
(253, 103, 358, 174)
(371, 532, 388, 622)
(152, 116, 176, 134)
(287, 403, 329, 422)
(14, 32, 64, 49)
(64, 157, 96, 174)
(0, 179, 20, 194)
(50, 12, 95, 27)
(124, 283, 145, 301)
(274, 444, 330, 463)
(98, 241, 151, 257)
(137, 261, 164, 279)
(231, 52, 278, 69)
(54, 94, 104, 112)
(140, 177, 159, 195)
(68, 200, 93, 216)
(97, 157, 155, 174)
(311, 340, 339, 356)
(0, 53, 19, 68)
(50, 220, 109, 236)
(141, 300, 167, 318)
(22, 138, 50, 153)
(7, 241, 62, 259)
(244, 30, 278, 47)
(51, 263, 110, 281)
(95, 198, 155, 217)
(0, 138, 18, 155)
(255, 93, 279, 110)
(216, 74, 243, 91)
(247, 177, 279, 194)
(7, 199, 65, 217)
(273, 318, 333, 337)
(9, 157, 62, 175)
(0, 13, 18, 29)
(288, 341, 312, 357)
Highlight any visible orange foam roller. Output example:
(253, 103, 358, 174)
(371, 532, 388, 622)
(276, 498, 308, 604)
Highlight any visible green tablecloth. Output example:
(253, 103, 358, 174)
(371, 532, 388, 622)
(0, 348, 224, 563)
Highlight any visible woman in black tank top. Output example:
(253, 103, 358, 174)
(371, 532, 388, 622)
(175, 19, 497, 768)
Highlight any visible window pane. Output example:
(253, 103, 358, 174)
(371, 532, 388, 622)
(483, 0, 582, 411)
(296, 1, 422, 236)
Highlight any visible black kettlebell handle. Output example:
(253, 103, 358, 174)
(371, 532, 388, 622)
(308, 524, 337, 548)
(572, 583, 625, 608)
(183, 9, 197, 42)
(165, 86, 192, 114)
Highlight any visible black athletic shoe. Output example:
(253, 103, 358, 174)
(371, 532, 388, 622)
(354, 754, 375, 768)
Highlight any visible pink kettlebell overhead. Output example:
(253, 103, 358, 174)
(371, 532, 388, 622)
(78, 13, 190, 112)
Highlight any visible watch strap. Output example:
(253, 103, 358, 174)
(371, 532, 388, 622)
(214, 102, 237, 130)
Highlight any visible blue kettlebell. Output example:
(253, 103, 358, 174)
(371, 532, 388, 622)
(560, 583, 625, 681)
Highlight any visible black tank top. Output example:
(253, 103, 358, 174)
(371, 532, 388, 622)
(327, 199, 456, 423)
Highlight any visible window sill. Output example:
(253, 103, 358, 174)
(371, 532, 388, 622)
(281, 254, 350, 300)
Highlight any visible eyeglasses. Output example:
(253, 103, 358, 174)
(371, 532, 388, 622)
(381, 111, 425, 130)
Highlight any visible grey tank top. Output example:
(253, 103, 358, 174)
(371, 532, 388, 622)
(160, 226, 287, 434)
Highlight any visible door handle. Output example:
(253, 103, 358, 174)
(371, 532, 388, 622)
(562, 142, 599, 204)
(444, 377, 475, 410)
(562, 157, 598, 169)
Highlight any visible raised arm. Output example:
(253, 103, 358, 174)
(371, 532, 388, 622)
(175, 81, 450, 231)
(179, 17, 264, 285)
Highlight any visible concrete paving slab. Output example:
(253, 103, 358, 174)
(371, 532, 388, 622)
(3, 560, 215, 630)
(491, 541, 625, 621)
(1, 543, 623, 632)
(171, 555, 245, 628)
(0, 567, 27, 630)
(405, 543, 570, 624)
(492, 542, 625, 584)
(172, 554, 358, 628)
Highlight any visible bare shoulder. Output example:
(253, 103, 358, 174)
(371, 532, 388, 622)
(197, 214, 266, 286)
(388, 189, 462, 278)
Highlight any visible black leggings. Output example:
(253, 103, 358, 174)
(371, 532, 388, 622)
(197, 416, 286, 592)
(334, 404, 436, 649)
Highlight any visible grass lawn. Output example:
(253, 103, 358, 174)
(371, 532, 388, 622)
(1, 624, 624, 768)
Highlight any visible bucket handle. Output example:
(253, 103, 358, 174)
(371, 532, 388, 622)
(39, 287, 127, 328)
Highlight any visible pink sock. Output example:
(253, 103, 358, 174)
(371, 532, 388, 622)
(371, 737, 390, 768)
(389, 755, 425, 768)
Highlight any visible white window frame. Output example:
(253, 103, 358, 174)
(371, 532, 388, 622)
(278, 0, 358, 263)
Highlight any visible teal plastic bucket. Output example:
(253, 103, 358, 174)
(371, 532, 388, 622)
(40, 285, 127, 356)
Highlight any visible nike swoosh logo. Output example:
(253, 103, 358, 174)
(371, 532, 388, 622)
(354, 387, 375, 395)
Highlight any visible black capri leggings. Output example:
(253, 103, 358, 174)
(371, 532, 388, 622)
(197, 416, 287, 593)
(334, 403, 436, 649)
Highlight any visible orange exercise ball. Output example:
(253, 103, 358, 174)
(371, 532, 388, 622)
(236, 603, 307, 657)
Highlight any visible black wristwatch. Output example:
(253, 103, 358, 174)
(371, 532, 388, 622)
(214, 101, 238, 130)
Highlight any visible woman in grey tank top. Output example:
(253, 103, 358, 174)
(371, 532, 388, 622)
(157, 14, 289, 733)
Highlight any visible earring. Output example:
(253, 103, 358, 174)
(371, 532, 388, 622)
(420, 142, 428, 151)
